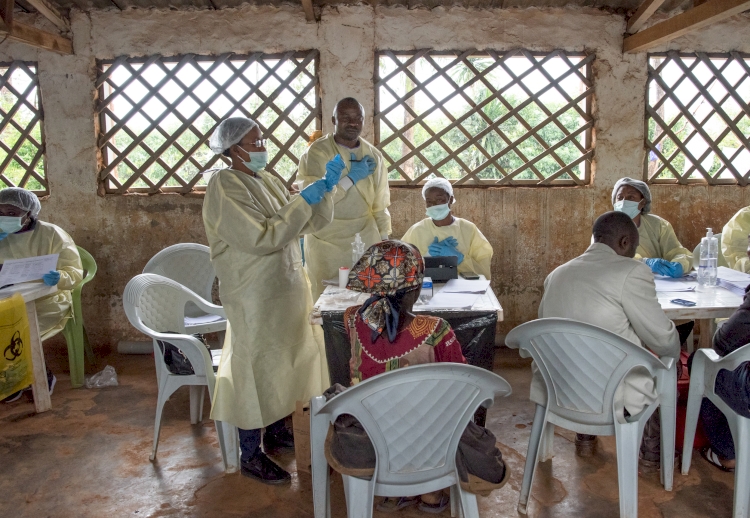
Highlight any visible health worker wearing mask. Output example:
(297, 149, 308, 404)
(611, 177, 692, 278)
(203, 117, 338, 484)
(402, 177, 493, 280)
(297, 97, 391, 301)
(0, 188, 82, 341)
(721, 205, 750, 273)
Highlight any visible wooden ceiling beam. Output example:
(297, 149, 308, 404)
(627, 0, 669, 33)
(301, 0, 317, 22)
(0, 0, 14, 29)
(0, 20, 73, 54)
(25, 0, 70, 33)
(624, 0, 750, 52)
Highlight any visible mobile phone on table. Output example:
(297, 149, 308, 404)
(460, 272, 480, 280)
(670, 298, 696, 307)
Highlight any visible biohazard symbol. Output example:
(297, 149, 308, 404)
(4, 331, 23, 361)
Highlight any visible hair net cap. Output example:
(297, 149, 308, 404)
(422, 177, 454, 200)
(209, 117, 258, 154)
(0, 187, 41, 217)
(612, 177, 652, 214)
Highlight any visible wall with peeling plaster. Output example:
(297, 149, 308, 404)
(0, 5, 748, 348)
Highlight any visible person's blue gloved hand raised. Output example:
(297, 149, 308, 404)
(300, 180, 328, 205)
(428, 236, 464, 265)
(323, 154, 345, 190)
(42, 270, 60, 286)
(347, 154, 376, 184)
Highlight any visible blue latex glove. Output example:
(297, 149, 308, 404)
(428, 237, 464, 265)
(42, 270, 60, 286)
(347, 153, 377, 184)
(323, 154, 345, 190)
(644, 258, 672, 277)
(0, 232, 7, 241)
(300, 180, 328, 205)
(664, 261, 683, 278)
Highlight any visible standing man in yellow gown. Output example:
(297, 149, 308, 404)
(298, 97, 392, 301)
(203, 117, 338, 484)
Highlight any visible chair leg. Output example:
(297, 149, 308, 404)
(150, 376, 170, 461)
(311, 402, 332, 518)
(450, 485, 459, 518)
(659, 368, 677, 491)
(190, 385, 205, 424)
(456, 484, 480, 518)
(341, 474, 374, 518)
(731, 419, 750, 518)
(614, 420, 641, 518)
(539, 422, 555, 462)
(62, 320, 85, 388)
(215, 420, 239, 473)
(682, 360, 706, 475)
(518, 404, 547, 515)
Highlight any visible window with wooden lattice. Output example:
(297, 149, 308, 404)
(646, 52, 750, 185)
(96, 52, 320, 194)
(375, 50, 594, 186)
(0, 62, 46, 194)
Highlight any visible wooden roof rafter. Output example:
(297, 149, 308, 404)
(0, 0, 72, 54)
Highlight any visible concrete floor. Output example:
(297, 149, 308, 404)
(0, 345, 736, 518)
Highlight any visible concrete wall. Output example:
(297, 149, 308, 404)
(1, 5, 749, 348)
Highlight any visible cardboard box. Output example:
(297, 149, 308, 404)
(293, 400, 311, 474)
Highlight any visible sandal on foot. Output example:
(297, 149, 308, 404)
(417, 493, 450, 514)
(376, 496, 419, 513)
(700, 447, 735, 473)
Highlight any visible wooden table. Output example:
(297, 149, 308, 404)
(0, 282, 57, 413)
(658, 286, 743, 349)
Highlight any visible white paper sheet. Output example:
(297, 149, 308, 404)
(717, 266, 750, 283)
(0, 254, 58, 286)
(426, 292, 481, 309)
(439, 279, 491, 294)
(653, 277, 697, 292)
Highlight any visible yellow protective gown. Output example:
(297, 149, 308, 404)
(0, 220, 82, 341)
(204, 168, 333, 430)
(634, 213, 692, 273)
(721, 206, 750, 273)
(401, 217, 493, 279)
(298, 134, 392, 301)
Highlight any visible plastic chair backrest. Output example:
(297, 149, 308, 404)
(315, 363, 511, 487)
(143, 244, 215, 317)
(692, 232, 728, 270)
(76, 246, 97, 288)
(703, 342, 750, 392)
(506, 318, 668, 426)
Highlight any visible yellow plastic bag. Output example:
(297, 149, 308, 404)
(0, 293, 33, 400)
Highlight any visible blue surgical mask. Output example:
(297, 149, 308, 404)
(238, 148, 268, 173)
(614, 200, 642, 219)
(0, 216, 24, 234)
(426, 204, 451, 221)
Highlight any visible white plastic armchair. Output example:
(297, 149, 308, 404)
(505, 318, 677, 518)
(123, 273, 237, 472)
(682, 344, 750, 518)
(310, 363, 512, 518)
(143, 243, 227, 335)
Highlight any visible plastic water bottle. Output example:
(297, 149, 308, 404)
(351, 233, 365, 266)
(698, 228, 718, 287)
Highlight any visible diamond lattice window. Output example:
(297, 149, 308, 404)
(0, 62, 46, 194)
(646, 52, 750, 185)
(96, 52, 320, 194)
(375, 50, 594, 186)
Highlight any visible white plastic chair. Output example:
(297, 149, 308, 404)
(310, 363, 512, 518)
(143, 243, 227, 335)
(506, 318, 677, 518)
(123, 273, 238, 472)
(682, 344, 750, 518)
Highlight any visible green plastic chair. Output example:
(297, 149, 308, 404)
(61, 246, 97, 388)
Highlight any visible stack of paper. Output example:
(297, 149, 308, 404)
(427, 292, 481, 309)
(717, 267, 750, 296)
(653, 277, 697, 293)
(440, 279, 491, 294)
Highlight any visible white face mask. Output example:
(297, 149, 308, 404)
(613, 199, 642, 219)
(237, 147, 268, 173)
(0, 216, 24, 234)
(426, 203, 451, 221)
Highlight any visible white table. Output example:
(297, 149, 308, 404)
(658, 286, 743, 349)
(0, 282, 57, 413)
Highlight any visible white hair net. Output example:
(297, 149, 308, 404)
(611, 177, 652, 214)
(421, 177, 454, 200)
(0, 187, 41, 218)
(208, 117, 258, 154)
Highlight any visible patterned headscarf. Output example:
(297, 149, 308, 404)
(347, 240, 424, 343)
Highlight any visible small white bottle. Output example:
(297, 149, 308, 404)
(351, 233, 365, 266)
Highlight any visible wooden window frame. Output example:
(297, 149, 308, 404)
(95, 51, 321, 195)
(0, 61, 47, 195)
(374, 49, 595, 187)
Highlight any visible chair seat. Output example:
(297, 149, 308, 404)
(184, 313, 227, 334)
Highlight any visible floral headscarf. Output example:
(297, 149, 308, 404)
(347, 240, 424, 342)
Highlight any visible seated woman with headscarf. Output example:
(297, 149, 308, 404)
(325, 240, 508, 514)
(402, 177, 493, 280)
(0, 187, 83, 400)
